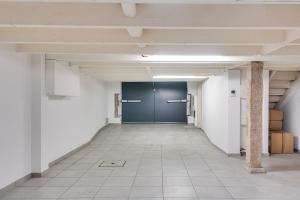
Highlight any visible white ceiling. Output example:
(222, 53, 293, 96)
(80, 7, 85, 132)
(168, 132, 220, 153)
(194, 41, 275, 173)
(1, 1, 300, 81)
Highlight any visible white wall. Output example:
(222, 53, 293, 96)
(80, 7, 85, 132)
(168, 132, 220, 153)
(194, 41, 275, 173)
(202, 70, 241, 154)
(262, 69, 269, 154)
(0, 45, 32, 189)
(43, 74, 107, 165)
(187, 82, 198, 124)
(33, 55, 108, 171)
(280, 75, 300, 150)
(106, 81, 122, 124)
(202, 72, 229, 152)
(195, 82, 203, 128)
(240, 69, 247, 150)
(0, 47, 108, 189)
(227, 70, 241, 154)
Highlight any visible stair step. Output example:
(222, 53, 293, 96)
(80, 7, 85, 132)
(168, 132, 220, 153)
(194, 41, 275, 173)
(269, 88, 286, 96)
(269, 95, 281, 102)
(272, 71, 298, 81)
(270, 80, 291, 89)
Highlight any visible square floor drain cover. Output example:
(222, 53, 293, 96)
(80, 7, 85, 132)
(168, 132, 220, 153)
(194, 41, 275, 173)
(99, 160, 126, 167)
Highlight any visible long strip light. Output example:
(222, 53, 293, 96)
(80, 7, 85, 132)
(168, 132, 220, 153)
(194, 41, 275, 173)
(153, 75, 208, 79)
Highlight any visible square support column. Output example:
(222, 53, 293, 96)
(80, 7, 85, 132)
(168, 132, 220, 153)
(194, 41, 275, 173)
(246, 61, 266, 173)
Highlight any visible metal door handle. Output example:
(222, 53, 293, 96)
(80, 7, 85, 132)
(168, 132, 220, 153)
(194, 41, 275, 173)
(167, 99, 187, 103)
(122, 100, 142, 103)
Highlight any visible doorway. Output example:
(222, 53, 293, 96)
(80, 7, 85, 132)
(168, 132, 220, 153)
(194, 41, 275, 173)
(122, 82, 187, 123)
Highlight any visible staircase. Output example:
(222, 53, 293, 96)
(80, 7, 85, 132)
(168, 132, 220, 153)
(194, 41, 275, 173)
(269, 71, 299, 109)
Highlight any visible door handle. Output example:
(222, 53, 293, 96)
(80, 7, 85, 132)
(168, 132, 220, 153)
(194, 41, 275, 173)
(167, 100, 187, 103)
(122, 100, 142, 103)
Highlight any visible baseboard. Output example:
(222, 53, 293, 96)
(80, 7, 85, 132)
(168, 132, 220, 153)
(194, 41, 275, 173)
(0, 124, 109, 197)
(31, 169, 50, 178)
(228, 153, 270, 157)
(0, 173, 31, 198)
(227, 153, 240, 157)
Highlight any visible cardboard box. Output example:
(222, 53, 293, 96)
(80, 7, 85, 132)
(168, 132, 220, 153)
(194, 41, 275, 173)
(283, 133, 294, 154)
(271, 133, 283, 154)
(270, 132, 294, 154)
(269, 109, 284, 121)
(269, 120, 283, 131)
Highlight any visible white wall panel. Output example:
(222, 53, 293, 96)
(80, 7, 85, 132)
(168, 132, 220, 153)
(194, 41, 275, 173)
(0, 45, 32, 189)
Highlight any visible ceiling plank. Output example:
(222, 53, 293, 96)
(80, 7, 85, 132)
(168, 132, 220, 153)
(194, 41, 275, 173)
(17, 44, 262, 55)
(2, 0, 300, 4)
(262, 30, 300, 55)
(269, 45, 300, 55)
(1, 3, 300, 29)
(42, 53, 300, 65)
(0, 28, 285, 45)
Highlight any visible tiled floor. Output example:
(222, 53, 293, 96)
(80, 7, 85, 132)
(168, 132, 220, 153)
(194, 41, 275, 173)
(2, 124, 300, 200)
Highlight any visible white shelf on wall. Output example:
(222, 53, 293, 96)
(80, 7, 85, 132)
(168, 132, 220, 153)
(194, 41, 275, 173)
(46, 60, 80, 97)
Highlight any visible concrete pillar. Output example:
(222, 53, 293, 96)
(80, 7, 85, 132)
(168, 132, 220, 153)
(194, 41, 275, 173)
(246, 61, 266, 173)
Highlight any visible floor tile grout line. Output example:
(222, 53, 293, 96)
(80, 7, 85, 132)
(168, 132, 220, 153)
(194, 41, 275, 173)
(93, 126, 123, 199)
(57, 128, 111, 199)
(179, 134, 199, 200)
(160, 144, 165, 200)
(200, 151, 235, 200)
(127, 142, 146, 200)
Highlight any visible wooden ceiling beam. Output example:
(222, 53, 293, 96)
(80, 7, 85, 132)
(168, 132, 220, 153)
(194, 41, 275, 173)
(0, 3, 300, 29)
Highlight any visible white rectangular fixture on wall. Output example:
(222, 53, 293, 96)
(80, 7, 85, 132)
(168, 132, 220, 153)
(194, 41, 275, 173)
(46, 60, 80, 97)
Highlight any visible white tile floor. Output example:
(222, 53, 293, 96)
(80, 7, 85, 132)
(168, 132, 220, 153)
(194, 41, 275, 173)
(2, 124, 300, 200)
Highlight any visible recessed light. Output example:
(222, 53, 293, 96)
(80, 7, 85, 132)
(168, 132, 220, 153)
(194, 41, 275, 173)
(153, 75, 208, 79)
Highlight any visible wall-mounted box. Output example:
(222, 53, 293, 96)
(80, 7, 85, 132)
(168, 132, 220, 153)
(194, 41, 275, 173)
(46, 60, 80, 97)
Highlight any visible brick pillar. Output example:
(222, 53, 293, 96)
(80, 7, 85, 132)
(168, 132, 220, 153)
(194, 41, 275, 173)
(246, 61, 266, 173)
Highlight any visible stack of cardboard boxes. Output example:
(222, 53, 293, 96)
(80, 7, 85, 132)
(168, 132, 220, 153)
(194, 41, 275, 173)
(269, 109, 294, 154)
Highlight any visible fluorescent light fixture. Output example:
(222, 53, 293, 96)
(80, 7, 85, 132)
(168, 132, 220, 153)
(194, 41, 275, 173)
(153, 75, 208, 79)
(142, 55, 233, 63)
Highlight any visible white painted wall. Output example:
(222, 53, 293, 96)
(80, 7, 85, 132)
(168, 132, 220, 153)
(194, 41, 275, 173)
(31, 55, 48, 172)
(227, 70, 241, 154)
(195, 82, 203, 128)
(43, 73, 107, 165)
(280, 75, 300, 150)
(262, 69, 269, 154)
(0, 46, 108, 189)
(0, 45, 32, 189)
(202, 70, 241, 154)
(202, 72, 229, 152)
(106, 81, 122, 124)
(187, 82, 198, 124)
(240, 69, 247, 150)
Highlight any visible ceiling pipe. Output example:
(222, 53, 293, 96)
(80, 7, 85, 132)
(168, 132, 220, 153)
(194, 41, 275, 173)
(121, 3, 137, 17)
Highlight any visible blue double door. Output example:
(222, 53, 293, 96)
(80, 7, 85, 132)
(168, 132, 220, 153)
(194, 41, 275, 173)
(122, 82, 187, 123)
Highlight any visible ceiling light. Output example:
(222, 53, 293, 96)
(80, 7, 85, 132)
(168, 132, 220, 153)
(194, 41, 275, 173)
(153, 75, 208, 79)
(140, 55, 242, 63)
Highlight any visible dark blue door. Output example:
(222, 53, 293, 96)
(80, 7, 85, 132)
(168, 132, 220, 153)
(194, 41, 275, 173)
(122, 82, 155, 123)
(154, 82, 187, 123)
(122, 82, 187, 123)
